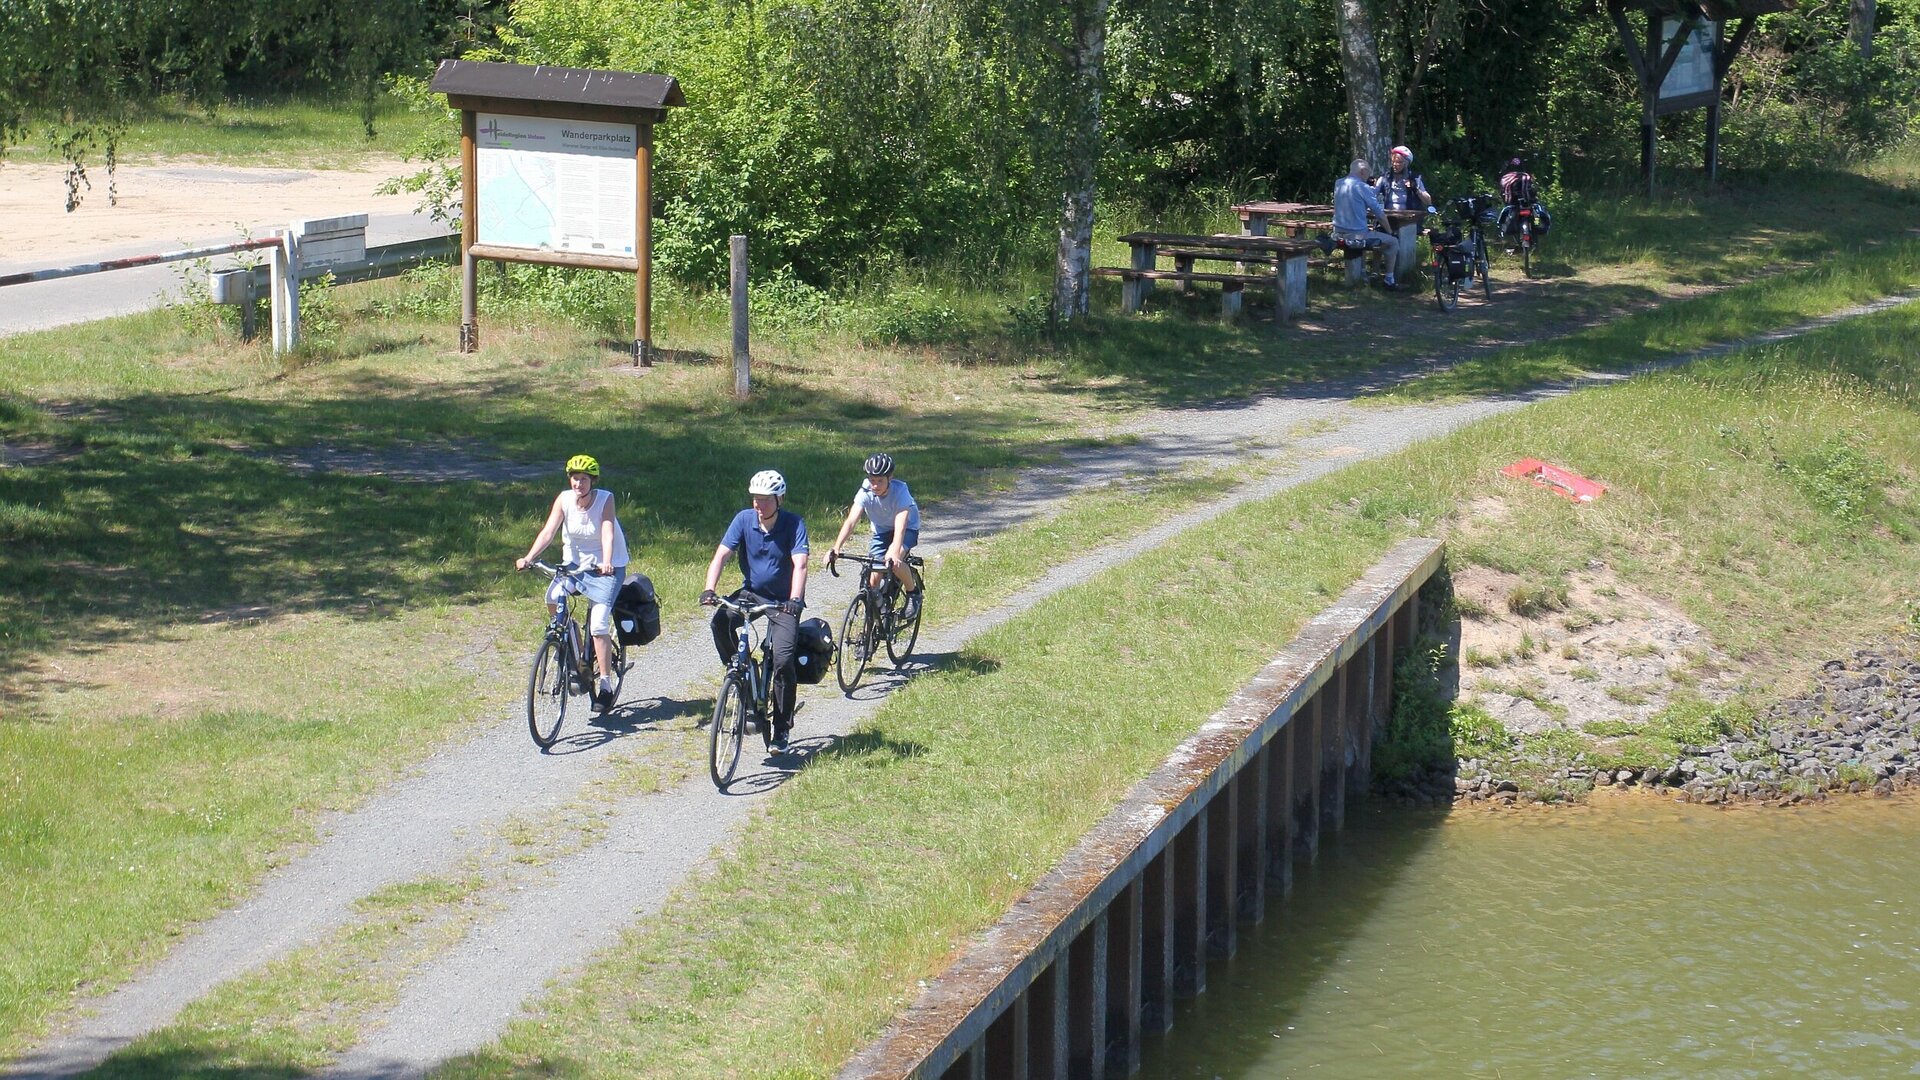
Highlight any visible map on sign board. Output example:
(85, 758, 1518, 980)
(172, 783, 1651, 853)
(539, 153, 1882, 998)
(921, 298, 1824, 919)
(1658, 18, 1718, 103)
(476, 114, 638, 256)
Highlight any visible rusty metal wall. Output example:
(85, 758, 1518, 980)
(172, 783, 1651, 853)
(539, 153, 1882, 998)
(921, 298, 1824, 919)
(840, 537, 1443, 1080)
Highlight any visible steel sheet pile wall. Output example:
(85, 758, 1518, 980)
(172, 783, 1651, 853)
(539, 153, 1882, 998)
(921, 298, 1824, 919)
(841, 538, 1444, 1080)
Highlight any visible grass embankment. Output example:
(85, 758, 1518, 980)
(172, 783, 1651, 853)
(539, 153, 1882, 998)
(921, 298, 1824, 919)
(430, 297, 1920, 1078)
(1, 138, 1917, 1062)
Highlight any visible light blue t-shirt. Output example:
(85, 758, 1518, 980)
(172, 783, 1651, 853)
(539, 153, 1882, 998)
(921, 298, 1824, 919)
(1333, 174, 1388, 234)
(854, 478, 920, 535)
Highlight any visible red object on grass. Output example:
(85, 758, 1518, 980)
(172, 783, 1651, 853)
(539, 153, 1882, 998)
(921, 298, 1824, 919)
(1501, 458, 1607, 502)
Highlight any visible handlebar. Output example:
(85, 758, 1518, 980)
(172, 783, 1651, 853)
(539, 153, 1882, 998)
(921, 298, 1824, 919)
(709, 594, 783, 618)
(529, 560, 580, 579)
(828, 550, 925, 577)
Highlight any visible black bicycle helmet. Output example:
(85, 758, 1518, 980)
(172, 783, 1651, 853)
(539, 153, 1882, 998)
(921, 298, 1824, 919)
(863, 453, 895, 477)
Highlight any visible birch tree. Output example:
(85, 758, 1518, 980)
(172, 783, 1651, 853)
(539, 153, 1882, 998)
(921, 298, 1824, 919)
(1334, 0, 1392, 169)
(1052, 0, 1111, 324)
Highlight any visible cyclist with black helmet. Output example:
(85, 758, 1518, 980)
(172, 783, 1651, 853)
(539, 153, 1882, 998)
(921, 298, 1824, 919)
(516, 454, 629, 710)
(700, 469, 810, 749)
(1497, 156, 1552, 251)
(827, 453, 923, 621)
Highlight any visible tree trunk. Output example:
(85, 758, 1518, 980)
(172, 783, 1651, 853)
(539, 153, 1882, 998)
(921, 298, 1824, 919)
(1851, 0, 1875, 60)
(1335, 0, 1392, 171)
(1052, 0, 1110, 325)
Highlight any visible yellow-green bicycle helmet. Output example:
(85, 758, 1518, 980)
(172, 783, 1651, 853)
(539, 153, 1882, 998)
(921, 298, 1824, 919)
(565, 454, 600, 477)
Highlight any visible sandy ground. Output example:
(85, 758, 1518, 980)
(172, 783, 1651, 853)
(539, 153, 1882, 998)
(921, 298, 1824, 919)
(0, 160, 423, 266)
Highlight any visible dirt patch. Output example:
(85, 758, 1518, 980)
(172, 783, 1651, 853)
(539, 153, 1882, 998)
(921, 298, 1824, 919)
(1452, 560, 1733, 735)
(0, 160, 421, 267)
(0, 438, 83, 468)
(253, 442, 548, 484)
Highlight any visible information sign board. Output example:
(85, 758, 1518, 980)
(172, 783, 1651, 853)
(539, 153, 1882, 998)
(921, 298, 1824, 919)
(1658, 18, 1718, 103)
(475, 114, 638, 257)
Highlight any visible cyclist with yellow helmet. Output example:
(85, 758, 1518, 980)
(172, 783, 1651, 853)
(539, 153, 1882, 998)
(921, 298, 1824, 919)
(516, 454, 630, 710)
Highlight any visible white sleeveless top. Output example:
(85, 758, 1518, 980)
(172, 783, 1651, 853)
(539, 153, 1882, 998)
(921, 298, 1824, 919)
(560, 488, 629, 569)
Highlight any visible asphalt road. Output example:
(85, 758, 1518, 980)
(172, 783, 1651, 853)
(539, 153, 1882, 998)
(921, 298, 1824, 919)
(0, 210, 446, 338)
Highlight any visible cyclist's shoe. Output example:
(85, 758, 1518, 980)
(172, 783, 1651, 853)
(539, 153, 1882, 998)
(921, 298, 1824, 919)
(902, 589, 923, 621)
(771, 723, 791, 751)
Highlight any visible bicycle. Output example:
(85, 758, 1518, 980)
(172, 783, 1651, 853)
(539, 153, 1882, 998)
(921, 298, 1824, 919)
(1506, 201, 1542, 276)
(525, 561, 628, 749)
(827, 551, 925, 693)
(706, 594, 788, 789)
(1427, 193, 1495, 312)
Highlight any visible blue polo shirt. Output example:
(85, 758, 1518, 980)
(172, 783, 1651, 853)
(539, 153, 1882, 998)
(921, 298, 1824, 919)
(721, 507, 809, 600)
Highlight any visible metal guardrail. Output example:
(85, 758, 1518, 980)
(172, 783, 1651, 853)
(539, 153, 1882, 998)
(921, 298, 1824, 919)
(0, 237, 285, 289)
(0, 217, 459, 353)
(220, 233, 459, 292)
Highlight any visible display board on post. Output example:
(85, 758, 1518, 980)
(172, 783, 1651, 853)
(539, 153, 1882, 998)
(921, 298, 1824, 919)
(1606, 0, 1791, 197)
(429, 59, 684, 365)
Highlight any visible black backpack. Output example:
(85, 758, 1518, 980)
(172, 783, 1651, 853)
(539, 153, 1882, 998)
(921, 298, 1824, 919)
(613, 574, 661, 646)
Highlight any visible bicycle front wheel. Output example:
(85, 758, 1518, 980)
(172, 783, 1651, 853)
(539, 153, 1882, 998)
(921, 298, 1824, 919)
(527, 637, 570, 749)
(710, 673, 749, 789)
(836, 591, 876, 694)
(886, 571, 923, 667)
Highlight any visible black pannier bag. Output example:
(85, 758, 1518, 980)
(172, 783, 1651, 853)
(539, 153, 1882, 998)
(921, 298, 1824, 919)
(614, 574, 661, 646)
(793, 617, 834, 684)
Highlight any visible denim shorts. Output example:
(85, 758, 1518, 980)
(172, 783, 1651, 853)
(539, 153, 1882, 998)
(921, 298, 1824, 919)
(547, 565, 625, 609)
(869, 528, 919, 561)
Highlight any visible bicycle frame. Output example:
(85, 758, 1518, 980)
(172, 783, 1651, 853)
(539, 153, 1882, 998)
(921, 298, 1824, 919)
(533, 562, 594, 680)
(716, 595, 778, 717)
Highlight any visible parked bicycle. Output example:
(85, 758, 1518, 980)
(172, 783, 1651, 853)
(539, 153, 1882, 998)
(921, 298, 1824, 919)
(827, 551, 925, 693)
(1508, 200, 1542, 276)
(1427, 193, 1495, 312)
(525, 561, 628, 749)
(706, 594, 787, 789)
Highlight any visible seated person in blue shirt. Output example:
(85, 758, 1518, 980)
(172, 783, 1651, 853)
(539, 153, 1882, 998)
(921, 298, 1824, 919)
(826, 452, 923, 620)
(701, 469, 809, 748)
(1331, 158, 1401, 290)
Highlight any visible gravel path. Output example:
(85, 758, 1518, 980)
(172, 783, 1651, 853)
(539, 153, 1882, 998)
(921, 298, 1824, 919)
(8, 292, 1914, 1080)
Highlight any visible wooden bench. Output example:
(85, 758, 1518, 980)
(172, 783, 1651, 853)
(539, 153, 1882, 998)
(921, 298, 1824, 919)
(1096, 232, 1323, 322)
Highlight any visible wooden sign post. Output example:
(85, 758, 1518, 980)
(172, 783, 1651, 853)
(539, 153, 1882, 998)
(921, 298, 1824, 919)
(430, 60, 684, 364)
(1607, 0, 1790, 197)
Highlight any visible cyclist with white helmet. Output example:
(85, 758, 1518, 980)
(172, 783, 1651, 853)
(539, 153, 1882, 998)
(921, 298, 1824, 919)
(701, 469, 810, 748)
(516, 454, 629, 710)
(827, 452, 922, 620)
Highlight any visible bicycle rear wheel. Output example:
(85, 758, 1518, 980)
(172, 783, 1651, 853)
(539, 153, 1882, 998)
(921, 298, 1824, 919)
(601, 634, 628, 708)
(836, 590, 877, 694)
(1433, 266, 1459, 312)
(1477, 252, 1492, 302)
(710, 673, 748, 789)
(885, 569, 924, 667)
(527, 637, 570, 748)
(1521, 229, 1533, 276)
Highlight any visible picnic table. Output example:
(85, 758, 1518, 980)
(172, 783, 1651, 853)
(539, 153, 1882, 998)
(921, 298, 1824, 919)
(1233, 200, 1427, 280)
(1092, 232, 1324, 323)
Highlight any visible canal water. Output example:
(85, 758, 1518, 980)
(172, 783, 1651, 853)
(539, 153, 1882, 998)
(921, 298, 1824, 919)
(1137, 794, 1920, 1079)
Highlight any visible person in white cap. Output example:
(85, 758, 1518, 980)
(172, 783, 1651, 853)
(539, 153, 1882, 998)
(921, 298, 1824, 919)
(1374, 145, 1433, 213)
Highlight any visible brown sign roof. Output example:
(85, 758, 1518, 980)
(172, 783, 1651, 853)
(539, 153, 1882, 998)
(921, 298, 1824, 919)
(1614, 0, 1792, 17)
(430, 59, 684, 112)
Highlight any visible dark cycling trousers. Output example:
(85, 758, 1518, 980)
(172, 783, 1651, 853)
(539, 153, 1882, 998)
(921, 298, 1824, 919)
(709, 590, 799, 724)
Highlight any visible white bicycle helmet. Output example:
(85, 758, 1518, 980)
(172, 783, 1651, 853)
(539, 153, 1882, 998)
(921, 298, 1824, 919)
(748, 469, 787, 497)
